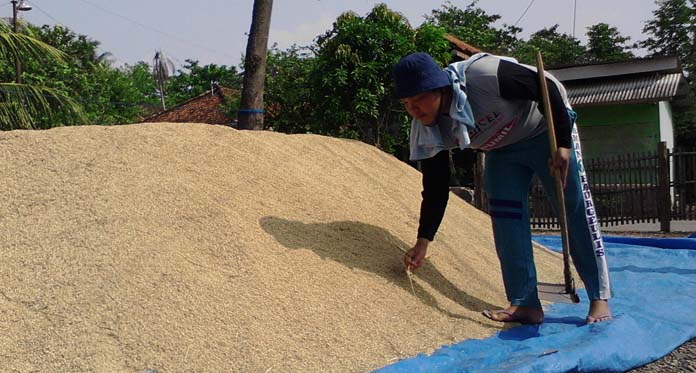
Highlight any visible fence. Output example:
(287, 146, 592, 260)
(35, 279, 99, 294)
(470, 142, 696, 231)
(529, 148, 664, 228)
(672, 148, 696, 221)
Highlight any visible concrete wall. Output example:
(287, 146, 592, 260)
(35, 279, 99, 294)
(658, 101, 675, 150)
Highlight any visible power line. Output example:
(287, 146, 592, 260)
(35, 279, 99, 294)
(513, 0, 537, 28)
(45, 0, 237, 61)
(26, 1, 64, 26)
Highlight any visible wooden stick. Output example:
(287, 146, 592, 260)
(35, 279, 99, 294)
(535, 51, 580, 303)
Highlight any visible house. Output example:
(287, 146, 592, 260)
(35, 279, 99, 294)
(548, 56, 689, 160)
(143, 84, 237, 126)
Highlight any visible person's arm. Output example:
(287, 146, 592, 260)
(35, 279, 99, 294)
(497, 59, 572, 149)
(418, 150, 450, 240)
(406, 150, 450, 269)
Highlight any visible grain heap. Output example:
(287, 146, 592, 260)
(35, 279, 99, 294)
(0, 122, 563, 372)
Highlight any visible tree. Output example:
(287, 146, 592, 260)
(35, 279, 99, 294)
(0, 22, 84, 130)
(424, 0, 521, 55)
(152, 50, 175, 110)
(641, 0, 696, 73)
(263, 45, 315, 134)
(640, 0, 696, 146)
(512, 25, 585, 67)
(28, 24, 109, 68)
(309, 4, 451, 156)
(238, 0, 273, 130)
(124, 61, 160, 110)
(585, 23, 635, 63)
(20, 24, 154, 126)
(164, 59, 241, 106)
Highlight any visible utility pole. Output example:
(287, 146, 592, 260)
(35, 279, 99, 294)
(238, 0, 273, 130)
(11, 0, 32, 84)
(572, 0, 577, 38)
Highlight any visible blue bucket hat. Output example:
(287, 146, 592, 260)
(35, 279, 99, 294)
(393, 52, 450, 99)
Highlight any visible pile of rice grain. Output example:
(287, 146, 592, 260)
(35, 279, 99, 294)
(0, 122, 563, 372)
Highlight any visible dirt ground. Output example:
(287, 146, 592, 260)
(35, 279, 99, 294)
(628, 339, 696, 372)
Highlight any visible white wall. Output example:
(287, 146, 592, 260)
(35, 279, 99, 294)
(658, 101, 676, 203)
(658, 101, 675, 150)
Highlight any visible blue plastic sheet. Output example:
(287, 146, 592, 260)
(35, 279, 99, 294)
(603, 235, 696, 250)
(376, 236, 696, 373)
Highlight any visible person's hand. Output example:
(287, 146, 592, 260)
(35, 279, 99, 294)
(404, 238, 429, 270)
(548, 147, 571, 188)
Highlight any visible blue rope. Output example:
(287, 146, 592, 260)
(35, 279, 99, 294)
(237, 108, 265, 114)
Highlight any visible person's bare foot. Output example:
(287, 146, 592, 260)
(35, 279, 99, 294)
(483, 305, 544, 324)
(586, 299, 612, 324)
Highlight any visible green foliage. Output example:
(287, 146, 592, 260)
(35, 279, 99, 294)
(27, 24, 107, 68)
(263, 45, 315, 133)
(640, 0, 696, 146)
(304, 3, 450, 155)
(125, 61, 160, 106)
(0, 83, 84, 130)
(77, 64, 153, 125)
(0, 23, 86, 130)
(641, 0, 696, 75)
(165, 59, 242, 106)
(0, 24, 64, 64)
(512, 25, 585, 67)
(19, 24, 157, 126)
(414, 23, 453, 64)
(20, 23, 242, 127)
(424, 0, 521, 55)
(585, 23, 635, 63)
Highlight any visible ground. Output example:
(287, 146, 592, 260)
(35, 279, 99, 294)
(629, 339, 696, 372)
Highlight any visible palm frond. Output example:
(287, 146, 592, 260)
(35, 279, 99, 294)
(152, 50, 175, 83)
(0, 83, 86, 130)
(0, 32, 65, 64)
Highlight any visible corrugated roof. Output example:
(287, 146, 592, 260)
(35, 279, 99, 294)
(564, 73, 686, 106)
(548, 56, 681, 81)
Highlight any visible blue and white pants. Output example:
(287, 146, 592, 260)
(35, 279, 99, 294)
(483, 127, 611, 308)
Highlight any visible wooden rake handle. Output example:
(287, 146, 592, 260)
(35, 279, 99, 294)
(535, 51, 579, 303)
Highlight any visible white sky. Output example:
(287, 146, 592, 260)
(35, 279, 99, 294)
(13, 0, 658, 69)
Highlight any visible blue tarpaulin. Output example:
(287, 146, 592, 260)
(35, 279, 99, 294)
(376, 236, 696, 373)
(603, 235, 696, 250)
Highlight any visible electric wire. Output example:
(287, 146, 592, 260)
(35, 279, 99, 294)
(25, 0, 64, 26)
(513, 0, 537, 27)
(30, 0, 236, 61)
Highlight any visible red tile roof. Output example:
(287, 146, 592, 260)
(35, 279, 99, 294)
(143, 85, 238, 125)
(444, 34, 482, 61)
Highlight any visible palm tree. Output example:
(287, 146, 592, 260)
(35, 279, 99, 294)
(238, 0, 273, 130)
(152, 50, 175, 111)
(0, 22, 84, 130)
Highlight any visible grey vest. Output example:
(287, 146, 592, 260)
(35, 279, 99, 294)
(464, 55, 547, 150)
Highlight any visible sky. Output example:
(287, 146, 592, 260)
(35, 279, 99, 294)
(12, 0, 659, 69)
